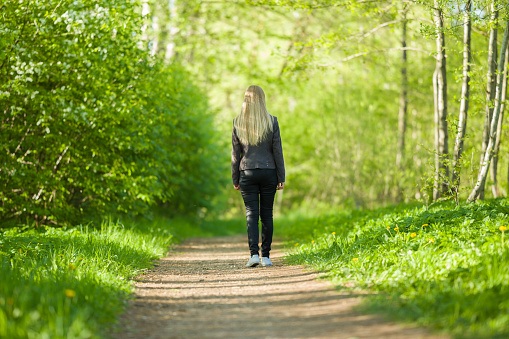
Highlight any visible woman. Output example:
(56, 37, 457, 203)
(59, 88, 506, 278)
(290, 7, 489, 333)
(231, 85, 285, 268)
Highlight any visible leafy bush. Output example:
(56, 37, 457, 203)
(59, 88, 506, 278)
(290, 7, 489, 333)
(0, 0, 224, 227)
(282, 200, 509, 337)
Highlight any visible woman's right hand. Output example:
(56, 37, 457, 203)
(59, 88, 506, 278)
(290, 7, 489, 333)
(277, 182, 285, 190)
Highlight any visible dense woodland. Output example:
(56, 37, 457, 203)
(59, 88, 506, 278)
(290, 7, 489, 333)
(3, 1, 509, 338)
(145, 0, 509, 213)
(2, 0, 509, 226)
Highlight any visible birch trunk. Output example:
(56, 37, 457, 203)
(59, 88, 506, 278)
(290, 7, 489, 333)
(433, 68, 440, 201)
(452, 0, 471, 195)
(479, 3, 498, 199)
(433, 1, 449, 199)
(396, 9, 408, 170)
(468, 17, 509, 203)
(491, 45, 509, 197)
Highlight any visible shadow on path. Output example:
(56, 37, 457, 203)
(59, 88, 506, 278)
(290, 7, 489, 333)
(113, 235, 447, 339)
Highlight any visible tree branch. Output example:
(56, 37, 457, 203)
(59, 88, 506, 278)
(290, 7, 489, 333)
(318, 47, 435, 66)
(53, 144, 70, 174)
(350, 17, 433, 42)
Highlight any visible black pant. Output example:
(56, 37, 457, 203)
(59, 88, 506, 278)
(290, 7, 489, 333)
(239, 169, 278, 257)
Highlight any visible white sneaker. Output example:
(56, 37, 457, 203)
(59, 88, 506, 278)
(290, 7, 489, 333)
(260, 257, 273, 267)
(246, 254, 260, 267)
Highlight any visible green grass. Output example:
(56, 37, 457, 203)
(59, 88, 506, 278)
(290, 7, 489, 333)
(10, 200, 508, 338)
(0, 216, 243, 338)
(279, 199, 509, 338)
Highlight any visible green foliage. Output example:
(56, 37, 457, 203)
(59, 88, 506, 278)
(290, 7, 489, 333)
(144, 0, 509, 212)
(0, 0, 224, 226)
(144, 0, 441, 211)
(0, 216, 243, 338)
(282, 199, 509, 337)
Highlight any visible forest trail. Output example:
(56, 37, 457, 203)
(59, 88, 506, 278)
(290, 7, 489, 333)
(113, 235, 447, 339)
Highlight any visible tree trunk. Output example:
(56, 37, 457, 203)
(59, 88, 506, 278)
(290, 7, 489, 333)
(433, 69, 440, 201)
(452, 0, 471, 196)
(479, 2, 498, 199)
(156, 3, 170, 58)
(468, 17, 509, 203)
(491, 45, 509, 197)
(433, 1, 449, 199)
(396, 8, 408, 170)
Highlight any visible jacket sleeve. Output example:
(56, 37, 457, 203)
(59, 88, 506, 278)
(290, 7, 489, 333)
(272, 117, 285, 183)
(231, 122, 242, 186)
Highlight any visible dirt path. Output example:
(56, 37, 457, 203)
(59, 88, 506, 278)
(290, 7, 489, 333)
(113, 235, 447, 339)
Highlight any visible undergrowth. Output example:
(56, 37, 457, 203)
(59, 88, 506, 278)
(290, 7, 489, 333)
(280, 199, 509, 338)
(0, 216, 242, 338)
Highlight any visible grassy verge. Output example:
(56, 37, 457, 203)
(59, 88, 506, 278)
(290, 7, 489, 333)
(279, 199, 509, 338)
(0, 216, 243, 338)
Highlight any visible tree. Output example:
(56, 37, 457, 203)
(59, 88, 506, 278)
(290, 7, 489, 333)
(468, 13, 509, 203)
(452, 0, 472, 197)
(396, 5, 409, 170)
(479, 1, 499, 200)
(490, 44, 509, 197)
(433, 0, 449, 200)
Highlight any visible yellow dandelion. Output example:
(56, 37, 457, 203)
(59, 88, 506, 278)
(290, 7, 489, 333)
(294, 243, 299, 247)
(65, 289, 76, 298)
(422, 224, 428, 228)
(410, 233, 417, 238)
(386, 226, 391, 230)
(499, 226, 507, 231)
(428, 238, 435, 243)
(332, 232, 336, 235)
(311, 240, 315, 244)
(394, 227, 399, 231)
(352, 258, 358, 261)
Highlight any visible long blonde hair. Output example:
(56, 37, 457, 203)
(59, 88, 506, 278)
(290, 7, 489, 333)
(234, 85, 273, 145)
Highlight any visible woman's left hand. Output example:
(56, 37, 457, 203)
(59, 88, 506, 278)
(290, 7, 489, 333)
(234, 184, 240, 191)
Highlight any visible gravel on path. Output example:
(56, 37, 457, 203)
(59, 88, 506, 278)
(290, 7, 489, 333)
(112, 235, 447, 339)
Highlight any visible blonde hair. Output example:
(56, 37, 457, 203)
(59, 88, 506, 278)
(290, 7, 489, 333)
(234, 85, 273, 145)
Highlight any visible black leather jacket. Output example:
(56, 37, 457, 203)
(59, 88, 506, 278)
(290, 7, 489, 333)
(231, 115, 285, 186)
